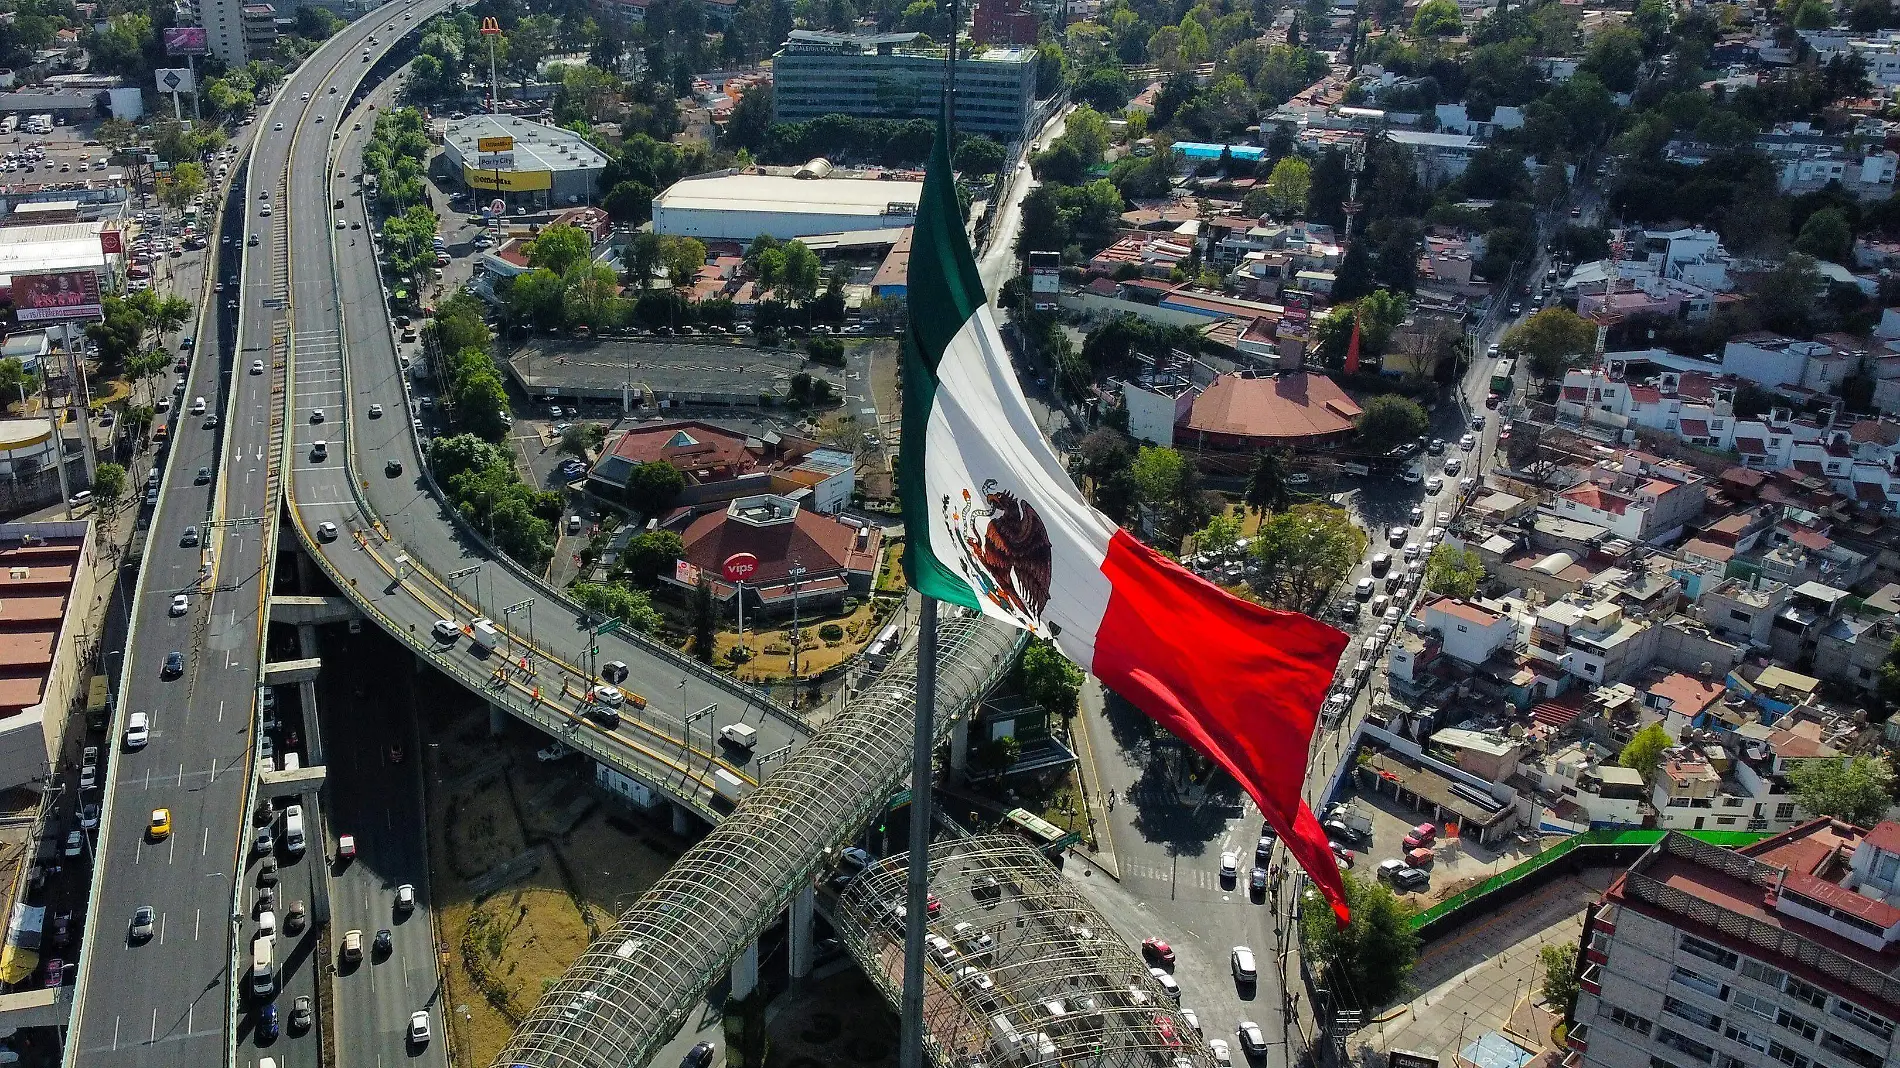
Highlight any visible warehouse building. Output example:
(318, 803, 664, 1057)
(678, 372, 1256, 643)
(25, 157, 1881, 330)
(652, 171, 923, 241)
(441, 115, 611, 209)
(773, 30, 1038, 141)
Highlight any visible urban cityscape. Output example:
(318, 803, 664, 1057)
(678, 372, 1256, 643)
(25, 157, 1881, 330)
(0, 0, 1894, 1066)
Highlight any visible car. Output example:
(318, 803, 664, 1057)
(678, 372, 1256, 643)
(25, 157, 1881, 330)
(63, 829, 81, 857)
(314, 115, 324, 123)
(248, 234, 258, 247)
(395, 883, 415, 912)
(1250, 865, 1268, 893)
(432, 619, 460, 642)
(162, 651, 184, 678)
(195, 466, 210, 484)
(170, 594, 188, 616)
(254, 825, 274, 856)
(1208, 1037, 1234, 1067)
(1460, 433, 1476, 451)
(273, 122, 283, 130)
(335, 218, 346, 229)
(311, 441, 327, 460)
(130, 905, 155, 942)
(1387, 525, 1407, 547)
(374, 928, 393, 958)
(259, 204, 270, 217)
(408, 1010, 431, 1045)
(1149, 967, 1180, 997)
(257, 910, 276, 939)
(1237, 1021, 1268, 1057)
(1231, 946, 1256, 983)
(341, 929, 363, 963)
(300, 91, 310, 101)
(257, 858, 278, 887)
(180, 525, 199, 547)
(148, 807, 172, 840)
(338, 834, 356, 861)
(250, 359, 264, 374)
(1142, 937, 1175, 965)
(368, 403, 383, 418)
(385, 459, 402, 476)
(316, 521, 338, 541)
(1426, 438, 1445, 455)
(1403, 541, 1420, 561)
(258, 1002, 279, 1041)
(952, 965, 994, 993)
(1219, 851, 1238, 881)
(1354, 577, 1374, 600)
(952, 921, 994, 956)
(310, 409, 324, 423)
(593, 684, 625, 706)
(1330, 840, 1357, 867)
(290, 996, 312, 1033)
(680, 1042, 716, 1068)
(80, 803, 99, 829)
(1404, 822, 1438, 850)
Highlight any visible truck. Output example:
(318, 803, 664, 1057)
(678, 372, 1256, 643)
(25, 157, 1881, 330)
(719, 723, 757, 750)
(1322, 801, 1373, 843)
(712, 768, 744, 805)
(468, 618, 500, 654)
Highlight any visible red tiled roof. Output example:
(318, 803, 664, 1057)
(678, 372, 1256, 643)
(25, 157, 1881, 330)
(1680, 538, 1735, 562)
(1723, 466, 1767, 486)
(1629, 385, 1661, 404)
(1680, 418, 1709, 437)
(1561, 484, 1632, 515)
(606, 421, 765, 482)
(1648, 672, 1725, 715)
(1783, 868, 1900, 928)
(1793, 459, 1826, 478)
(680, 506, 879, 587)
(1865, 820, 1900, 855)
(1562, 386, 1587, 401)
(1428, 596, 1503, 628)
(1791, 528, 1833, 551)
(1736, 437, 1767, 455)
(1855, 481, 1890, 502)
(1532, 690, 1587, 729)
(1185, 373, 1362, 442)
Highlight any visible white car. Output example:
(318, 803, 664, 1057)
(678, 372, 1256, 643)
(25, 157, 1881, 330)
(259, 204, 271, 216)
(250, 359, 265, 374)
(1219, 851, 1238, 880)
(407, 1010, 431, 1045)
(1237, 1021, 1268, 1057)
(593, 684, 625, 707)
(1444, 457, 1463, 476)
(368, 403, 383, 418)
(1208, 1038, 1234, 1067)
(395, 883, 415, 911)
(314, 115, 324, 123)
(1425, 476, 1444, 493)
(1460, 433, 1476, 451)
(169, 594, 188, 616)
(432, 619, 459, 642)
(310, 409, 325, 423)
(953, 966, 994, 993)
(273, 122, 283, 131)
(125, 711, 149, 749)
(300, 91, 310, 101)
(1148, 967, 1179, 998)
(335, 218, 346, 229)
(316, 521, 338, 541)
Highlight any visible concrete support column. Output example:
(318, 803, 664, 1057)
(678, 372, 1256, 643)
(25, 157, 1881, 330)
(294, 545, 318, 593)
(788, 885, 815, 980)
(671, 803, 692, 837)
(297, 624, 325, 765)
(489, 703, 507, 737)
(948, 713, 970, 778)
(730, 939, 760, 1001)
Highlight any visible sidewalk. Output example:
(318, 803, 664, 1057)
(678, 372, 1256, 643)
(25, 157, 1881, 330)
(1064, 678, 1119, 880)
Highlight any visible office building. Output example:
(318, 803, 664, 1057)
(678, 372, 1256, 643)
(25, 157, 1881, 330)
(772, 30, 1038, 141)
(1569, 823, 1900, 1068)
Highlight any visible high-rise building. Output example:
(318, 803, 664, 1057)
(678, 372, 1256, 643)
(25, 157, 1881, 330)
(771, 30, 1038, 142)
(181, 0, 250, 68)
(1569, 823, 1900, 1068)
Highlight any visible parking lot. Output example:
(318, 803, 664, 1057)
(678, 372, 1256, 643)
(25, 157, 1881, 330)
(1332, 784, 1541, 909)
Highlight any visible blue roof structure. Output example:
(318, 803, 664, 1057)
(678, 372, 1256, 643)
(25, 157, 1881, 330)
(1173, 141, 1265, 162)
(1459, 1032, 1536, 1068)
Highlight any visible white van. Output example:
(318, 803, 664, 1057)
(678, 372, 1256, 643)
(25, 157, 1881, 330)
(720, 723, 758, 750)
(67, 490, 91, 510)
(251, 936, 275, 996)
(283, 804, 305, 855)
(469, 618, 500, 654)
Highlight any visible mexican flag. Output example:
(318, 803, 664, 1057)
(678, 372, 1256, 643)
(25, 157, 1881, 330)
(899, 117, 1353, 925)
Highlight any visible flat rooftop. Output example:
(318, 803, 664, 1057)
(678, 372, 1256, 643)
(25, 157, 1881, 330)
(442, 114, 610, 174)
(654, 173, 924, 218)
(507, 338, 843, 403)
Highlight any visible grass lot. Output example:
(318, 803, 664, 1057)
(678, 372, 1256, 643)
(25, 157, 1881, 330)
(425, 709, 679, 1067)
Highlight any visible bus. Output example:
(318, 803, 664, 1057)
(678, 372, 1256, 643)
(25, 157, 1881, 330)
(85, 673, 109, 731)
(1004, 807, 1080, 856)
(1490, 358, 1516, 396)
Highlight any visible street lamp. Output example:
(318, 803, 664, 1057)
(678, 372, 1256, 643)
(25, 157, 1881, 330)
(787, 563, 807, 680)
(503, 597, 533, 664)
(447, 564, 480, 616)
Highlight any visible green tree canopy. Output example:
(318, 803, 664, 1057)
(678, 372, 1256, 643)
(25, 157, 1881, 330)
(1424, 544, 1485, 600)
(1018, 638, 1084, 720)
(92, 462, 126, 503)
(1264, 156, 1312, 217)
(1251, 503, 1365, 612)
(623, 460, 686, 517)
(1412, 0, 1463, 36)
(1354, 395, 1429, 454)
(1619, 722, 1673, 787)
(1790, 756, 1896, 827)
(526, 223, 593, 275)
(1503, 308, 1597, 381)
(1300, 872, 1421, 1008)
(570, 581, 661, 634)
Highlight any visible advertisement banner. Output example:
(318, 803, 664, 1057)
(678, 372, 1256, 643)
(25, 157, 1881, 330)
(98, 230, 122, 255)
(674, 560, 702, 586)
(13, 271, 101, 323)
(162, 26, 209, 55)
(463, 165, 550, 192)
(476, 135, 514, 153)
(154, 68, 195, 94)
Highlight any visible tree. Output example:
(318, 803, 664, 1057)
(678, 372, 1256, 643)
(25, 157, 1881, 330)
(527, 223, 593, 275)
(1794, 208, 1854, 264)
(619, 530, 685, 587)
(602, 180, 656, 225)
(779, 240, 822, 302)
(1620, 722, 1673, 787)
(1129, 446, 1208, 540)
(1192, 512, 1243, 557)
(1540, 944, 1579, 1016)
(559, 422, 607, 457)
(691, 579, 717, 662)
(955, 136, 1006, 176)
(1264, 157, 1311, 217)
(1250, 503, 1365, 612)
(1791, 756, 1897, 827)
(1503, 308, 1596, 381)
(1243, 452, 1291, 514)
(725, 82, 774, 150)
(623, 459, 685, 517)
(1018, 638, 1083, 720)
(1300, 872, 1421, 1008)
(1412, 0, 1463, 36)
(92, 462, 126, 504)
(1354, 395, 1429, 454)
(569, 581, 661, 634)
(1424, 544, 1485, 600)
(156, 162, 206, 219)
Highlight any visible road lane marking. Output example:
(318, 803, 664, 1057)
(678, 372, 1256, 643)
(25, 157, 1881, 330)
(194, 908, 201, 940)
(111, 1016, 119, 1050)
(168, 832, 177, 865)
(158, 912, 165, 945)
(202, 827, 210, 856)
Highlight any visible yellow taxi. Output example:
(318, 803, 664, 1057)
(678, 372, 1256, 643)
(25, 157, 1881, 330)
(148, 808, 172, 841)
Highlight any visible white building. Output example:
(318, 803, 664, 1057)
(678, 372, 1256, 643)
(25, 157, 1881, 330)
(651, 172, 923, 242)
(1419, 596, 1515, 665)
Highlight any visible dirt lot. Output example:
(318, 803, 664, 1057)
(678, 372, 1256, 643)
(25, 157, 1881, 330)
(425, 708, 685, 1067)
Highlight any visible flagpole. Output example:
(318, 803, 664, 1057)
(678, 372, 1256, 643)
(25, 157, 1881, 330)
(898, 12, 956, 1068)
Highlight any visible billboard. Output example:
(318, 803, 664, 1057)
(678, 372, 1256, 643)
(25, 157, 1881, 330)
(14, 271, 101, 323)
(163, 26, 208, 55)
(155, 68, 196, 94)
(674, 559, 702, 586)
(464, 165, 549, 192)
(476, 135, 514, 153)
(475, 151, 515, 171)
(99, 230, 122, 255)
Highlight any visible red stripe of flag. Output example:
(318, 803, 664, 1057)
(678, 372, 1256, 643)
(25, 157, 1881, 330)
(1092, 530, 1352, 925)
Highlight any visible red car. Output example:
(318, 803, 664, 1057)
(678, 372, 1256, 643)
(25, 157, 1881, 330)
(1142, 938, 1175, 966)
(925, 892, 941, 917)
(337, 834, 356, 862)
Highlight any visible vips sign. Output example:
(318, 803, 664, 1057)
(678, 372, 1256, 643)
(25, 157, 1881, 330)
(722, 554, 760, 583)
(14, 271, 102, 323)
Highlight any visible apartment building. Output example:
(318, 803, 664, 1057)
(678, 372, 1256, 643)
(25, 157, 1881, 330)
(1528, 593, 1660, 686)
(771, 30, 1038, 141)
(1569, 825, 1900, 1068)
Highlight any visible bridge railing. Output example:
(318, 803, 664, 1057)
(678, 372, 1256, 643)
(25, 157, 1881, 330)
(493, 612, 1025, 1068)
